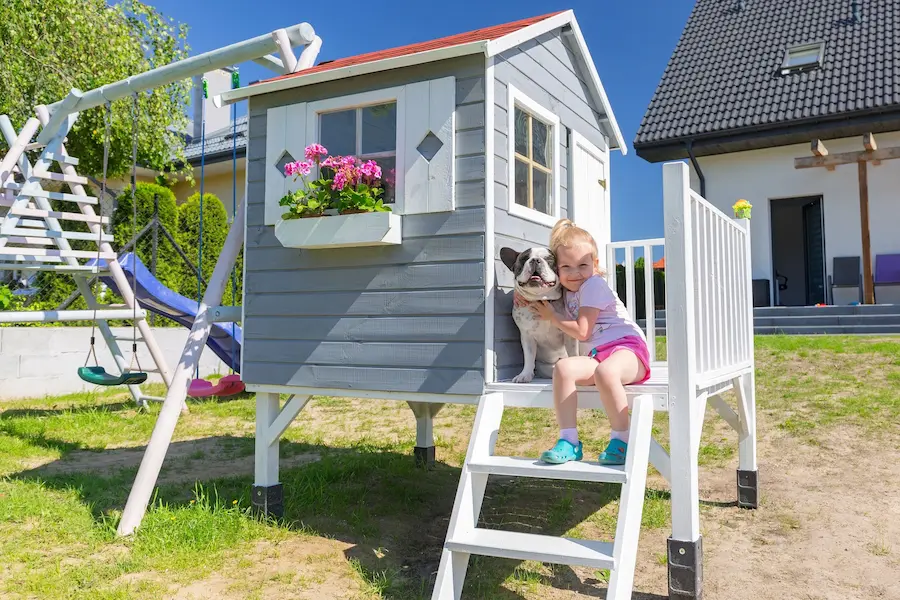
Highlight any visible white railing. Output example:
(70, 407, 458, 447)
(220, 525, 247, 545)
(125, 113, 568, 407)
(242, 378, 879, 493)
(663, 161, 754, 390)
(605, 238, 665, 363)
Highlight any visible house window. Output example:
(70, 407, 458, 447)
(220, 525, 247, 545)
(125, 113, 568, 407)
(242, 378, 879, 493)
(507, 85, 561, 227)
(780, 42, 824, 74)
(319, 102, 397, 203)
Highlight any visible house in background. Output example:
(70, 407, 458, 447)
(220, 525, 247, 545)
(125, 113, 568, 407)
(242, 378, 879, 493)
(634, 0, 900, 307)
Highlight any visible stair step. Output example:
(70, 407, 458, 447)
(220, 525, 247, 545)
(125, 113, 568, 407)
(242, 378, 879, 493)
(468, 456, 627, 484)
(446, 529, 615, 569)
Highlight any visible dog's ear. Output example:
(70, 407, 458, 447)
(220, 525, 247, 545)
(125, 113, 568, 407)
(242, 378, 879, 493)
(499, 247, 520, 272)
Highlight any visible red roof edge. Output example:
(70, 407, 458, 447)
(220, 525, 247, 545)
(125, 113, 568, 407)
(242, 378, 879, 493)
(257, 11, 568, 85)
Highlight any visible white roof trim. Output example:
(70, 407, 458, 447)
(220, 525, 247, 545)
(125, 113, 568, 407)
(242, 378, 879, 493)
(213, 40, 486, 107)
(213, 12, 626, 154)
(483, 10, 574, 57)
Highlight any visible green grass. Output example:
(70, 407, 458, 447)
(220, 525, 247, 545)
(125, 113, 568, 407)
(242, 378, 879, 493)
(0, 335, 897, 598)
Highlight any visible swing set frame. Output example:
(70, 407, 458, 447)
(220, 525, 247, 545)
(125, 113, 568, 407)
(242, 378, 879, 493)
(0, 19, 321, 535)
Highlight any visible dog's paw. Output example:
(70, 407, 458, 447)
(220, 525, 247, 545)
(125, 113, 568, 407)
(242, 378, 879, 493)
(511, 370, 534, 384)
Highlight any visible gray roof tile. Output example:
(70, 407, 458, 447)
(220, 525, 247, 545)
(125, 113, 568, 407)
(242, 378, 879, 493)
(634, 0, 900, 152)
(184, 115, 248, 161)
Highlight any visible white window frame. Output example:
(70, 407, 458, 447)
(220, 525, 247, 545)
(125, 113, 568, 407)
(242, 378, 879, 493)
(780, 42, 825, 75)
(507, 84, 561, 228)
(306, 86, 407, 214)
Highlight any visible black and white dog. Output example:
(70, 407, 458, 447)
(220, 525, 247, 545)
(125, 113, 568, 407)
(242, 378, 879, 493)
(500, 246, 575, 383)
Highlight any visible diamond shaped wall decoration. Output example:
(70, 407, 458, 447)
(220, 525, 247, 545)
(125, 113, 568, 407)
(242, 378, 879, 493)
(416, 132, 443, 162)
(275, 150, 296, 177)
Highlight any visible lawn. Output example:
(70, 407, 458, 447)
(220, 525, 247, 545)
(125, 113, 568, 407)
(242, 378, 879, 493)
(1, 335, 899, 599)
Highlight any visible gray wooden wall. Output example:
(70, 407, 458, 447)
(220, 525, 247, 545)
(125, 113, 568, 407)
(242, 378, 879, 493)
(242, 56, 488, 395)
(491, 28, 612, 381)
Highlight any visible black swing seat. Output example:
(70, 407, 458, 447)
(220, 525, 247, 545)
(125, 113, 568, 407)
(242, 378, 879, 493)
(77, 366, 148, 386)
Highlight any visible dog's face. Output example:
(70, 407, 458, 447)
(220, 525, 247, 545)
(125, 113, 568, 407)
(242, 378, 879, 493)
(500, 246, 563, 302)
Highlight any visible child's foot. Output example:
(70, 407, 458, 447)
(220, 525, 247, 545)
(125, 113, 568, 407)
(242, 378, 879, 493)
(598, 439, 628, 465)
(539, 438, 583, 464)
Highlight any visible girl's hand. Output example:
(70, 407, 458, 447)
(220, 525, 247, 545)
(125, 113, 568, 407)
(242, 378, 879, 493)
(513, 290, 529, 307)
(531, 300, 556, 321)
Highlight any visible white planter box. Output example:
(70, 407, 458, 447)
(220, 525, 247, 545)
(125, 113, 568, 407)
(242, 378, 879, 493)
(274, 211, 402, 249)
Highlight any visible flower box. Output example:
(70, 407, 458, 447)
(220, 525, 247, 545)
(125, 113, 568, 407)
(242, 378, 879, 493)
(274, 211, 402, 249)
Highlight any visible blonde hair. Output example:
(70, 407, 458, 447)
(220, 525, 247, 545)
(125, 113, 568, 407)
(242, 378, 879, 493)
(549, 219, 605, 275)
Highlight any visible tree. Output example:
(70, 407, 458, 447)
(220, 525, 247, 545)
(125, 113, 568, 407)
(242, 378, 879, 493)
(0, 0, 191, 178)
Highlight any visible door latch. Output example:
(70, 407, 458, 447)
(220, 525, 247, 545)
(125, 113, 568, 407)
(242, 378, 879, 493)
(598, 178, 607, 190)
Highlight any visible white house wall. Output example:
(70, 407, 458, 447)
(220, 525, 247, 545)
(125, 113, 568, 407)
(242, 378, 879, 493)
(689, 130, 900, 298)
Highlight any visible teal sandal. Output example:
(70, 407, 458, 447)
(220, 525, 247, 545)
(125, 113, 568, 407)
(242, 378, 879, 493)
(539, 438, 583, 464)
(598, 439, 628, 465)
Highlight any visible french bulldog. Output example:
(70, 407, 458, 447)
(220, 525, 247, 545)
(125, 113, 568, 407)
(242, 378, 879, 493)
(500, 246, 575, 383)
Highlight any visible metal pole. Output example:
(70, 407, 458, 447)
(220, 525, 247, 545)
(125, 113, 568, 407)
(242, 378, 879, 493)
(151, 193, 159, 326)
(45, 23, 315, 118)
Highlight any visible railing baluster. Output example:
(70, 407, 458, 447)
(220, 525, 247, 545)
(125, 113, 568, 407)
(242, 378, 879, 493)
(625, 245, 636, 321)
(643, 244, 655, 362)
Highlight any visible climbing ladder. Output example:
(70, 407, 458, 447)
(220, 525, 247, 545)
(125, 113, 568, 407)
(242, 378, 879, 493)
(0, 108, 172, 408)
(431, 392, 656, 600)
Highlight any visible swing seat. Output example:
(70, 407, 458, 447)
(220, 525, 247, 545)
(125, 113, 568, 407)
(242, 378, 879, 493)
(77, 366, 148, 386)
(187, 374, 245, 398)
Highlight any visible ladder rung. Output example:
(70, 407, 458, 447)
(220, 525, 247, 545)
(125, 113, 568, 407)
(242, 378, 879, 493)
(445, 529, 615, 570)
(0, 262, 107, 273)
(0, 246, 115, 260)
(30, 171, 89, 186)
(4, 236, 55, 246)
(8, 207, 108, 225)
(5, 185, 98, 205)
(44, 152, 79, 166)
(0, 254, 63, 263)
(2, 227, 113, 243)
(467, 456, 628, 484)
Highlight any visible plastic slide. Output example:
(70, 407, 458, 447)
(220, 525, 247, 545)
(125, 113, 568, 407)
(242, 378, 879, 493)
(92, 253, 242, 372)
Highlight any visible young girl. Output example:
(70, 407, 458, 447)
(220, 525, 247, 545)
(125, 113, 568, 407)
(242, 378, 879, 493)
(517, 219, 651, 466)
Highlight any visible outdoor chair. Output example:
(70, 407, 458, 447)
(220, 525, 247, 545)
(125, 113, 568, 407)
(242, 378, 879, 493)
(874, 253, 900, 305)
(828, 256, 862, 305)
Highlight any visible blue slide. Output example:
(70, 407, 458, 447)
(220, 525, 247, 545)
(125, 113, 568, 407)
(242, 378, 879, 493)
(92, 253, 242, 372)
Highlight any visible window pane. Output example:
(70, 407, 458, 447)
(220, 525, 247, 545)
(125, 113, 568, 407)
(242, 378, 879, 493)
(367, 155, 396, 204)
(532, 118, 550, 167)
(533, 168, 551, 215)
(320, 110, 356, 157)
(514, 159, 529, 207)
(362, 103, 396, 154)
(514, 108, 528, 157)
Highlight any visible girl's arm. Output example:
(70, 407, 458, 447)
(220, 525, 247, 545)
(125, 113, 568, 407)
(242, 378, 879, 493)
(533, 301, 599, 342)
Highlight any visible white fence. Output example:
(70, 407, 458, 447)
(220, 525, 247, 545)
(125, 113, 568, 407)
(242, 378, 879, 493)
(606, 238, 665, 363)
(0, 327, 229, 400)
(687, 189, 754, 383)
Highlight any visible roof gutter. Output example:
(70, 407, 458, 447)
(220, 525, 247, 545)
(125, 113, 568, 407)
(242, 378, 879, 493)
(685, 139, 706, 198)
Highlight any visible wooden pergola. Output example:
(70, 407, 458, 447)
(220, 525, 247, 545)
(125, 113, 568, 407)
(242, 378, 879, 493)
(794, 133, 900, 304)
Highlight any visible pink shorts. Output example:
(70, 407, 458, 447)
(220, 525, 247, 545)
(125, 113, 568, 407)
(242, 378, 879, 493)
(587, 335, 652, 384)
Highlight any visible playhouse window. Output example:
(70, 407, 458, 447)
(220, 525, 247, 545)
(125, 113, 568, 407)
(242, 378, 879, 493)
(319, 102, 397, 203)
(513, 107, 554, 215)
(506, 85, 561, 227)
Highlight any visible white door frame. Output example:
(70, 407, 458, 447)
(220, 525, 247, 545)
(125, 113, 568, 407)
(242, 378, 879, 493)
(569, 130, 610, 266)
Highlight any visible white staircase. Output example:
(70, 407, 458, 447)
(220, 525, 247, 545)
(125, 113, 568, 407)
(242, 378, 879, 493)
(432, 392, 655, 600)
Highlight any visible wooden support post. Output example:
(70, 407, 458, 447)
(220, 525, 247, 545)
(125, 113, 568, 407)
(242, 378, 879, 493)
(858, 161, 874, 304)
(407, 401, 444, 468)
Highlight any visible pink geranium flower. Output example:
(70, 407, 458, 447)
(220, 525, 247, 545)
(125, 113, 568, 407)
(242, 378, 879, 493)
(358, 160, 382, 181)
(305, 143, 328, 161)
(296, 161, 312, 176)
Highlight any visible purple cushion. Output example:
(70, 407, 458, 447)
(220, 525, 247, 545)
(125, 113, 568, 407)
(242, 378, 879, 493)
(874, 254, 900, 284)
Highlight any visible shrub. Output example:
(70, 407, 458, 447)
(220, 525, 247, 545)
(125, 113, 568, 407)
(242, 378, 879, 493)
(176, 192, 242, 305)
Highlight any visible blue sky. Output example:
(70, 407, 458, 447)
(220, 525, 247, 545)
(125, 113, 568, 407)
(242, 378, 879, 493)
(145, 0, 694, 242)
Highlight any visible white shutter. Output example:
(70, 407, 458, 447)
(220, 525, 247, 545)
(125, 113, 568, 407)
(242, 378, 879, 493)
(264, 101, 308, 226)
(402, 76, 455, 214)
